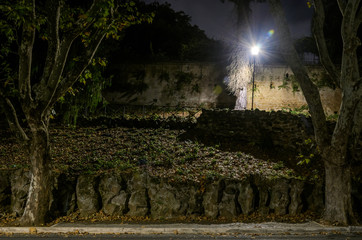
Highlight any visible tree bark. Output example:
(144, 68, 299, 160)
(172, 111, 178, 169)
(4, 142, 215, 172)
(324, 152, 354, 224)
(268, 0, 358, 225)
(3, 0, 139, 226)
(20, 116, 52, 226)
(267, 0, 329, 148)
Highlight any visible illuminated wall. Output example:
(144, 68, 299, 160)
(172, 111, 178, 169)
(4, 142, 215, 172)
(103, 63, 341, 115)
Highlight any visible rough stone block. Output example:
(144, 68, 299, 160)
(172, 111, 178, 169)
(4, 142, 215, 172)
(76, 175, 100, 217)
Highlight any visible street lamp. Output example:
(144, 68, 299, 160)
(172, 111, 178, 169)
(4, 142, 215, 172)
(250, 45, 260, 110)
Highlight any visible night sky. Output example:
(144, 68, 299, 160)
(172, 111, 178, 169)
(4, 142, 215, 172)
(144, 0, 314, 41)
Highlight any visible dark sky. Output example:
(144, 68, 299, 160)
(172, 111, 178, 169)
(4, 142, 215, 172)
(144, 0, 314, 41)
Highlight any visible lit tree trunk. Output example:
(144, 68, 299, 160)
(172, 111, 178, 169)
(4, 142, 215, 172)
(21, 113, 52, 225)
(323, 89, 359, 224)
(268, 0, 360, 225)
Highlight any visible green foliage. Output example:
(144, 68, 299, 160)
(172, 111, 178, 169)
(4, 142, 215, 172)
(0, 2, 33, 93)
(278, 78, 290, 90)
(56, 58, 111, 126)
(273, 161, 284, 170)
(205, 170, 221, 181)
(326, 113, 339, 121)
(269, 82, 275, 89)
(116, 159, 137, 171)
(292, 105, 309, 115)
(0, 0, 153, 122)
(281, 105, 309, 116)
(312, 71, 336, 89)
(296, 138, 322, 180)
(292, 81, 300, 93)
(278, 74, 300, 92)
(174, 71, 195, 91)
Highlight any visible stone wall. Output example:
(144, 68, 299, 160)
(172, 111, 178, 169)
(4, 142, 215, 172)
(0, 169, 326, 219)
(103, 63, 341, 115)
(1, 110, 361, 220)
(194, 109, 315, 151)
(192, 109, 361, 173)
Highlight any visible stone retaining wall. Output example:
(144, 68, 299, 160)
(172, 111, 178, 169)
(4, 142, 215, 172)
(0, 169, 325, 219)
(194, 109, 315, 151)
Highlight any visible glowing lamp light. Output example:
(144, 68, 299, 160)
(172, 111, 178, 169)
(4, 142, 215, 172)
(251, 45, 260, 55)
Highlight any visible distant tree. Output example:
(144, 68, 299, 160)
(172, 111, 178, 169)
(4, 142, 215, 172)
(105, 1, 223, 62)
(0, 0, 151, 225)
(268, 0, 361, 225)
(221, 0, 265, 110)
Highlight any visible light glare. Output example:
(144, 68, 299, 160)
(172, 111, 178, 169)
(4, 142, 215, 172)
(251, 45, 260, 55)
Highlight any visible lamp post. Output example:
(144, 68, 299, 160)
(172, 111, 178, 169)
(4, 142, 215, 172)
(250, 45, 260, 110)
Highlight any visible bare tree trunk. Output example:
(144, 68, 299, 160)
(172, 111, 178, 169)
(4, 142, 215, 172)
(20, 117, 52, 226)
(267, 0, 358, 225)
(322, 91, 360, 224)
(351, 101, 362, 165)
(324, 154, 354, 224)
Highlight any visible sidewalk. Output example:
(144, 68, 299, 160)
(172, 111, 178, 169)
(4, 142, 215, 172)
(0, 222, 361, 235)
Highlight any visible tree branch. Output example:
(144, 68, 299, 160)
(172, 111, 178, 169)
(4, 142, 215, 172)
(18, 0, 35, 103)
(268, 0, 330, 150)
(0, 92, 29, 141)
(312, 0, 341, 87)
(42, 0, 99, 94)
(355, 7, 362, 27)
(40, 0, 61, 86)
(337, 0, 347, 15)
(340, 1, 361, 90)
(36, 0, 102, 114)
(63, 0, 100, 40)
(342, 0, 361, 35)
(50, 29, 107, 109)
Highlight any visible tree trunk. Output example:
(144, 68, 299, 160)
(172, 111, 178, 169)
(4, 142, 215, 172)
(20, 118, 52, 226)
(267, 0, 358, 225)
(323, 153, 355, 225)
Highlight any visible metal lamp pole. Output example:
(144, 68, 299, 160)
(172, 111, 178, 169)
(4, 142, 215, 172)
(250, 45, 259, 110)
(251, 56, 256, 110)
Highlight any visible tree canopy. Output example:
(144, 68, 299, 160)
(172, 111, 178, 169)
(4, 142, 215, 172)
(0, 0, 151, 225)
(104, 1, 224, 62)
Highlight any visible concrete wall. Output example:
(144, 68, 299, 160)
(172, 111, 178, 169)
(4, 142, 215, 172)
(103, 63, 341, 115)
(103, 62, 236, 108)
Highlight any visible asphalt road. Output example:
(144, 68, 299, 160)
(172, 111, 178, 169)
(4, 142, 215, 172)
(0, 234, 361, 240)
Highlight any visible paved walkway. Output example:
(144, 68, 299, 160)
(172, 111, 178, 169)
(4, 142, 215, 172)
(0, 222, 361, 235)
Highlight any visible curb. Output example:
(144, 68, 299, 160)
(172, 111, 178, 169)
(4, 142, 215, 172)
(0, 222, 361, 235)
